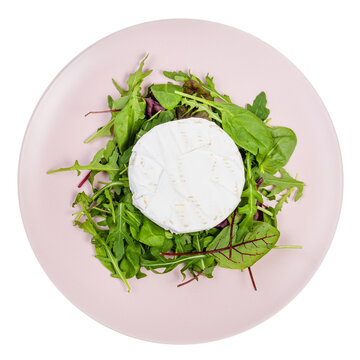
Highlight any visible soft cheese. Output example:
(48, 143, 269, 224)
(128, 117, 245, 234)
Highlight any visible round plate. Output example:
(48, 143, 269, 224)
(18, 19, 343, 344)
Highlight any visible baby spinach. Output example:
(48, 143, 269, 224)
(139, 218, 166, 247)
(151, 83, 183, 109)
(175, 91, 274, 157)
(258, 126, 297, 174)
(247, 91, 270, 120)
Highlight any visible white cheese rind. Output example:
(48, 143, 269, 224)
(128, 117, 245, 234)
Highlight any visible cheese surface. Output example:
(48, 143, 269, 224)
(128, 117, 245, 234)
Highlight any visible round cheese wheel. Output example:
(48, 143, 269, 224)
(128, 117, 245, 234)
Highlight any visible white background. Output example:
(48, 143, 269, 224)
(1, 0, 359, 359)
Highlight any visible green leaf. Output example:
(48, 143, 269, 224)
(85, 118, 114, 143)
(72, 191, 92, 208)
(120, 244, 141, 278)
(274, 186, 295, 214)
(47, 149, 119, 175)
(107, 95, 114, 109)
(95, 245, 115, 273)
(193, 75, 231, 103)
(119, 146, 133, 164)
(163, 70, 190, 82)
(113, 97, 146, 153)
(138, 218, 166, 247)
(112, 95, 130, 110)
(208, 221, 280, 270)
(104, 189, 115, 222)
(141, 254, 207, 270)
(220, 104, 273, 157)
(103, 140, 116, 161)
(259, 127, 297, 174)
(246, 91, 270, 120)
(107, 203, 130, 260)
(180, 97, 221, 122)
(235, 153, 261, 241)
(135, 109, 175, 142)
(151, 83, 183, 109)
(113, 55, 152, 97)
(174, 234, 193, 253)
(260, 168, 304, 200)
(183, 79, 212, 100)
(175, 91, 273, 156)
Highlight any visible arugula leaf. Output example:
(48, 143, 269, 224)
(77, 202, 130, 291)
(120, 243, 141, 278)
(258, 126, 297, 174)
(94, 245, 115, 273)
(141, 254, 207, 270)
(163, 70, 190, 82)
(274, 186, 295, 214)
(259, 167, 304, 201)
(107, 203, 127, 259)
(113, 97, 146, 153)
(179, 97, 221, 122)
(247, 91, 270, 120)
(189, 74, 231, 103)
(235, 153, 262, 241)
(151, 83, 183, 109)
(112, 55, 152, 97)
(47, 148, 119, 175)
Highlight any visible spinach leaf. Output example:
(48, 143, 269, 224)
(259, 126, 297, 174)
(176, 91, 273, 157)
(246, 91, 270, 120)
(220, 103, 273, 157)
(138, 217, 166, 247)
(151, 83, 183, 109)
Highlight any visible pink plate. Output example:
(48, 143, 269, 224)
(18, 19, 343, 344)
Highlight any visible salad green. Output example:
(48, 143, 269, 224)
(48, 56, 304, 292)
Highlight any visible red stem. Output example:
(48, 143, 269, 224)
(229, 212, 236, 259)
(248, 267, 257, 291)
(161, 234, 276, 257)
(84, 109, 121, 117)
(177, 269, 205, 287)
(77, 170, 92, 188)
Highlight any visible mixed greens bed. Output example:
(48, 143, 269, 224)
(48, 56, 304, 292)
